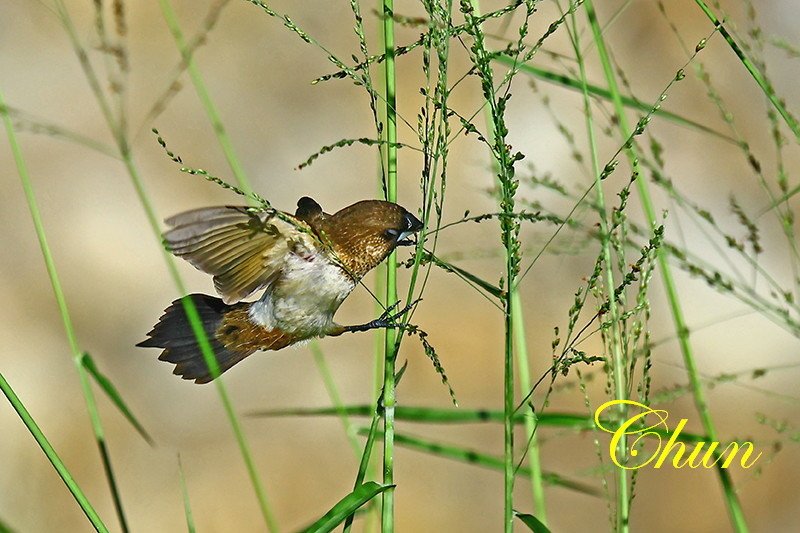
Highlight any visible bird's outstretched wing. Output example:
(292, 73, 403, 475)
(163, 206, 317, 304)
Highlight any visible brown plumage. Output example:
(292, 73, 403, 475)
(138, 197, 422, 383)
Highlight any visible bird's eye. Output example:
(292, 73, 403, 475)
(385, 229, 399, 240)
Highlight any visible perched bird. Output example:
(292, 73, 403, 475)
(138, 197, 423, 383)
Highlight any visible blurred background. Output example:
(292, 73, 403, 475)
(1, 0, 799, 531)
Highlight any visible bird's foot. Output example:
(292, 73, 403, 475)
(344, 299, 420, 333)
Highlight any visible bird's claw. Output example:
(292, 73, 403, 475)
(377, 298, 420, 326)
(379, 300, 402, 321)
(345, 299, 421, 333)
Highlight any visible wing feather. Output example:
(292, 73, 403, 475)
(167, 226, 243, 249)
(189, 236, 262, 271)
(163, 206, 314, 304)
(164, 206, 247, 227)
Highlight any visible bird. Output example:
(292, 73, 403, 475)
(138, 196, 423, 383)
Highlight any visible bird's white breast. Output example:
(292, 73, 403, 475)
(248, 247, 355, 336)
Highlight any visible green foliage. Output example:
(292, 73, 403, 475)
(514, 511, 551, 533)
(81, 352, 154, 446)
(300, 482, 393, 533)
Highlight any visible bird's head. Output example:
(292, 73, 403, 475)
(296, 197, 423, 279)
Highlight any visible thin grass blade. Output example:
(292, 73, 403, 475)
(2, 86, 126, 533)
(298, 481, 392, 533)
(514, 511, 551, 533)
(423, 252, 504, 298)
(366, 429, 600, 497)
(493, 56, 736, 144)
(158, 0, 254, 198)
(342, 413, 380, 533)
(693, 0, 800, 141)
(177, 456, 195, 533)
(81, 352, 154, 446)
(0, 104, 118, 157)
(249, 405, 590, 427)
(0, 372, 108, 532)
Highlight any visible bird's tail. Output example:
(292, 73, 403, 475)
(137, 294, 256, 384)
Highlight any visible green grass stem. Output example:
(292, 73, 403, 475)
(250, 404, 713, 442)
(463, 1, 534, 529)
(1, 87, 127, 533)
(577, 4, 630, 530)
(380, 0, 399, 530)
(693, 0, 800, 142)
(177, 456, 196, 533)
(343, 412, 381, 532)
(310, 342, 361, 457)
(365, 430, 599, 497)
(0, 372, 108, 532)
(472, 0, 548, 520)
(511, 292, 547, 521)
(158, 0, 255, 199)
(53, 3, 278, 530)
(583, 2, 748, 531)
(492, 55, 735, 144)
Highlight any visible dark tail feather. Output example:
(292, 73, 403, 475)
(137, 294, 255, 384)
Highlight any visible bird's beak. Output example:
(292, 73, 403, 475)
(397, 232, 415, 245)
(397, 212, 424, 246)
(405, 212, 424, 232)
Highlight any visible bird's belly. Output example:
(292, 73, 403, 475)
(251, 253, 355, 337)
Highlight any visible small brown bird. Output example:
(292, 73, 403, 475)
(138, 197, 423, 383)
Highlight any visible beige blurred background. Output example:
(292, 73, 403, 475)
(2, 0, 799, 531)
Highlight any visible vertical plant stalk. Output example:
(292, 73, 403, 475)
(372, 8, 390, 525)
(1, 89, 125, 533)
(156, 1, 279, 529)
(310, 342, 361, 456)
(461, 2, 530, 529)
(575, 6, 629, 528)
(178, 456, 196, 533)
(470, 1, 547, 518)
(511, 293, 547, 521)
(500, 130, 516, 533)
(312, 343, 379, 533)
(381, 0, 399, 529)
(583, 1, 748, 531)
(501, 169, 516, 531)
(52, 2, 278, 530)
